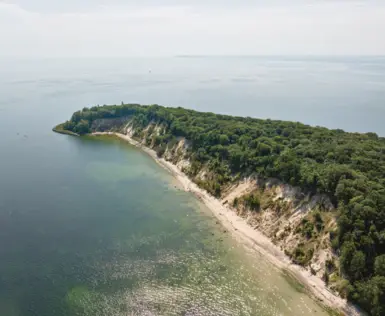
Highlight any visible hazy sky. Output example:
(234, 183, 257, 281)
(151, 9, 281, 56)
(1, 0, 385, 57)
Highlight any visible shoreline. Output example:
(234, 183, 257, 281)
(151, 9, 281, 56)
(52, 124, 80, 136)
(92, 132, 361, 316)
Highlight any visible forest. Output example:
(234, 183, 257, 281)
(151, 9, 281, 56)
(59, 103, 385, 315)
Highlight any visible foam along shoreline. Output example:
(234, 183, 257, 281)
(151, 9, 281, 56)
(92, 132, 361, 316)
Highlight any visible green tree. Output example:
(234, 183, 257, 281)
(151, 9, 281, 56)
(375, 255, 385, 277)
(74, 120, 90, 135)
(350, 251, 366, 280)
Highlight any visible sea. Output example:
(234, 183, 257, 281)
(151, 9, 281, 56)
(0, 56, 384, 316)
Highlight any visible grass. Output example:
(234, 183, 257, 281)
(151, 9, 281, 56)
(52, 123, 80, 136)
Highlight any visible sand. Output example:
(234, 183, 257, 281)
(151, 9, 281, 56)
(92, 132, 362, 316)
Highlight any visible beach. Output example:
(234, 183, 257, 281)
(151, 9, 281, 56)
(92, 132, 361, 316)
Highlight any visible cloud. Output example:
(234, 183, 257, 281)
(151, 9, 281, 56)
(1, 1, 385, 57)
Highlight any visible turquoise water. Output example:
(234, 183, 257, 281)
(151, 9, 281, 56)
(1, 56, 383, 315)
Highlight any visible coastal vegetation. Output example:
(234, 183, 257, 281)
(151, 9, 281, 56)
(58, 103, 385, 315)
(52, 123, 80, 136)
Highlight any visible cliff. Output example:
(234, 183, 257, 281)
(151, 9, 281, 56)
(97, 119, 342, 293)
(56, 103, 385, 315)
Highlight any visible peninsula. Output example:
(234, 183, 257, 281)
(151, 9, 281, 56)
(55, 103, 385, 316)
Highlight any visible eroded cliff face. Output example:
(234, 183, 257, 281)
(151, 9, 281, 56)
(222, 179, 338, 279)
(91, 117, 130, 132)
(97, 119, 342, 295)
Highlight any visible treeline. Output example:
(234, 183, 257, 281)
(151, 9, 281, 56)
(61, 104, 385, 315)
(61, 104, 141, 134)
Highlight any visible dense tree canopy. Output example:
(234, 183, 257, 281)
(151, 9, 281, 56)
(61, 103, 385, 315)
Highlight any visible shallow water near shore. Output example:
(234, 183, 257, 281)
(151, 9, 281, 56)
(1, 134, 329, 315)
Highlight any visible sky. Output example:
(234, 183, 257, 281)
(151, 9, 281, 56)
(1, 0, 385, 57)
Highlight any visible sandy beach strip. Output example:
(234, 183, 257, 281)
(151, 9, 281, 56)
(92, 132, 361, 316)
